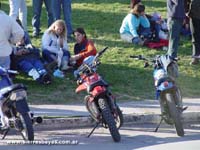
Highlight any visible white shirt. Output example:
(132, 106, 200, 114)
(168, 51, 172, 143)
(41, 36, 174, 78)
(42, 30, 69, 54)
(0, 10, 24, 57)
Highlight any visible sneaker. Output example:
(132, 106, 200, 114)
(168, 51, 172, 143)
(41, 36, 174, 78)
(39, 73, 52, 85)
(192, 55, 200, 59)
(32, 31, 40, 37)
(53, 69, 64, 78)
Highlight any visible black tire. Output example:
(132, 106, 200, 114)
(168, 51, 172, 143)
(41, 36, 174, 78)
(166, 93, 184, 136)
(98, 98, 121, 142)
(115, 105, 123, 129)
(20, 113, 34, 140)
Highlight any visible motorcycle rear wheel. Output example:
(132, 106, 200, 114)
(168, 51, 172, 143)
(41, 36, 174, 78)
(20, 113, 34, 140)
(166, 93, 184, 136)
(98, 98, 121, 142)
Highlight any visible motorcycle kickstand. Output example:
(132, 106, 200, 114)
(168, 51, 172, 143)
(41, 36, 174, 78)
(154, 117, 164, 132)
(87, 122, 99, 138)
(20, 131, 26, 140)
(1, 128, 10, 140)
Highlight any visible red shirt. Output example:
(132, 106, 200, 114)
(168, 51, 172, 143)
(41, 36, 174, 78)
(74, 39, 97, 66)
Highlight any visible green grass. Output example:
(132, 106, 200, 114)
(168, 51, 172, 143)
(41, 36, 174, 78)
(1, 0, 200, 104)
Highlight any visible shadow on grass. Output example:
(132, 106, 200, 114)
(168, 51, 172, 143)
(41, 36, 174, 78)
(2, 0, 199, 104)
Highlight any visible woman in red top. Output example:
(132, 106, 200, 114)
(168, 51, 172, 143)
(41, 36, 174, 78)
(71, 28, 97, 67)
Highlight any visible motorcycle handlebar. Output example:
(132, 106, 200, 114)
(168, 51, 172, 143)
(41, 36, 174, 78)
(96, 47, 108, 58)
(7, 70, 19, 74)
(130, 55, 153, 68)
(130, 55, 147, 60)
(0, 66, 19, 75)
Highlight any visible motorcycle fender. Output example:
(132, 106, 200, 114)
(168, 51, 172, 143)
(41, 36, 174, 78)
(157, 82, 174, 91)
(75, 83, 87, 93)
(91, 86, 106, 97)
(16, 98, 30, 114)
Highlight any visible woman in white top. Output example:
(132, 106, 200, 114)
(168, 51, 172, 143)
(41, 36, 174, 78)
(42, 19, 71, 77)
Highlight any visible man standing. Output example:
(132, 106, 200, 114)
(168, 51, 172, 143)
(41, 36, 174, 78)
(185, 0, 200, 65)
(0, 6, 24, 129)
(9, 0, 27, 31)
(32, 0, 54, 37)
(167, 0, 185, 59)
(52, 0, 73, 41)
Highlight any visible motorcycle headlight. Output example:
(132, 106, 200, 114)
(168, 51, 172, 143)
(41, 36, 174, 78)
(10, 90, 27, 101)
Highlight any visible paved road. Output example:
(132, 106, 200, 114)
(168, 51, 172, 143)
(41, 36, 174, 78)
(0, 123, 200, 150)
(30, 98, 200, 117)
(29, 98, 200, 130)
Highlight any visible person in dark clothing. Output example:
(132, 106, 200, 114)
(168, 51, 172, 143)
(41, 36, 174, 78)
(167, 0, 186, 59)
(185, 0, 200, 65)
(32, 0, 54, 37)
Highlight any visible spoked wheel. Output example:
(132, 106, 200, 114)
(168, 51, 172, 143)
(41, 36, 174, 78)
(115, 105, 123, 129)
(166, 93, 184, 136)
(98, 98, 121, 142)
(20, 113, 34, 140)
(85, 96, 99, 122)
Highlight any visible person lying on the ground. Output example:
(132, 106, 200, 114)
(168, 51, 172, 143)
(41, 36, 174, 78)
(11, 31, 51, 85)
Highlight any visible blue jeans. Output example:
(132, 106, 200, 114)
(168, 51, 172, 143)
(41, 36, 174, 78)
(42, 49, 71, 63)
(18, 58, 45, 73)
(138, 26, 151, 39)
(32, 0, 54, 33)
(167, 18, 183, 58)
(52, 0, 73, 36)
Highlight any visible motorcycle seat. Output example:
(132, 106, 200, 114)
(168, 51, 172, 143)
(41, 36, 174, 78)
(87, 80, 108, 92)
(0, 84, 26, 96)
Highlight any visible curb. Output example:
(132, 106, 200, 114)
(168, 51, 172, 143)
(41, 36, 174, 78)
(34, 112, 200, 131)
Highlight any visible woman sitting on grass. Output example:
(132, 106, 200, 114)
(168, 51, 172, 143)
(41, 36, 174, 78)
(70, 28, 97, 68)
(119, 3, 151, 45)
(42, 19, 71, 78)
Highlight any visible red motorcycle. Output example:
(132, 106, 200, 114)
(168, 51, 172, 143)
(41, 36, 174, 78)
(75, 47, 123, 142)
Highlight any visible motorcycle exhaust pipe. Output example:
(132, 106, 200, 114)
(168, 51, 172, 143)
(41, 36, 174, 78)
(32, 116, 43, 124)
(30, 112, 43, 124)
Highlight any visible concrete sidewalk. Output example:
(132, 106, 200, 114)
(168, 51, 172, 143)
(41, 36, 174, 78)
(30, 98, 200, 130)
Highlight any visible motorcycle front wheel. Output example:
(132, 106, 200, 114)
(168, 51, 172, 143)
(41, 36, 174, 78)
(166, 93, 184, 137)
(20, 113, 34, 140)
(98, 98, 121, 142)
(115, 105, 123, 129)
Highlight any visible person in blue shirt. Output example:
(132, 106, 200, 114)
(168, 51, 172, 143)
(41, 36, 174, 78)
(119, 3, 151, 45)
